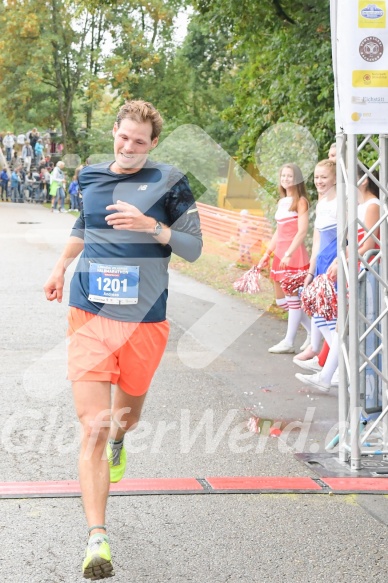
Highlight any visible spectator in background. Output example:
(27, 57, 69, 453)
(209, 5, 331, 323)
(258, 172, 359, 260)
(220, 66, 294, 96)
(68, 175, 80, 211)
(19, 166, 26, 198)
(22, 141, 34, 172)
(43, 167, 51, 202)
(0, 141, 6, 168)
(34, 138, 44, 167)
(50, 160, 67, 213)
(39, 155, 53, 170)
(10, 150, 22, 170)
(75, 163, 85, 180)
(1, 167, 9, 201)
(236, 209, 254, 265)
(25, 170, 37, 201)
(42, 131, 51, 156)
(11, 167, 20, 202)
(328, 143, 336, 162)
(29, 128, 40, 154)
(49, 128, 57, 154)
(3, 132, 15, 162)
(16, 132, 26, 153)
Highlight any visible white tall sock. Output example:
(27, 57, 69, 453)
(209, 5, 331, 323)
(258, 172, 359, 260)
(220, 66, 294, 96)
(320, 332, 339, 385)
(276, 298, 289, 311)
(310, 318, 322, 353)
(300, 310, 311, 334)
(313, 315, 333, 346)
(284, 296, 302, 345)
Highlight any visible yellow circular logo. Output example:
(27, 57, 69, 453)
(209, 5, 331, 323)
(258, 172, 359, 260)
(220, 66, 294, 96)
(351, 112, 361, 121)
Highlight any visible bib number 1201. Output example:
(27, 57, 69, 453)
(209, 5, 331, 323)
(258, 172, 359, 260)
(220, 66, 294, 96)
(96, 277, 128, 293)
(88, 263, 139, 305)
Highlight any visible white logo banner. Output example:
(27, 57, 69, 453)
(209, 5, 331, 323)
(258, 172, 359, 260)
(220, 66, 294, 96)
(332, 0, 388, 133)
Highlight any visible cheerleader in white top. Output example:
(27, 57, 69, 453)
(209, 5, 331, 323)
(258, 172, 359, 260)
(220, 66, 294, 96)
(295, 167, 380, 392)
(258, 163, 310, 354)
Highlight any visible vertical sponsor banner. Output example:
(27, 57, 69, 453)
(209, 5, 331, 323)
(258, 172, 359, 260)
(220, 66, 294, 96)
(330, 0, 342, 133)
(331, 0, 388, 133)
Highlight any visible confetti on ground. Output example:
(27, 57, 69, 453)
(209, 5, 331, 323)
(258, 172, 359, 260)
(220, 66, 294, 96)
(247, 416, 261, 433)
(269, 427, 282, 438)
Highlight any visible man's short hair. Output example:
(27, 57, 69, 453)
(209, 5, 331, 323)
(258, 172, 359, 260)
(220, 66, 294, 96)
(116, 100, 163, 140)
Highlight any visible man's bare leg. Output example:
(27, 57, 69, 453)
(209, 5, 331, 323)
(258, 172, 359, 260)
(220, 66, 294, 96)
(72, 380, 111, 535)
(105, 387, 147, 483)
(110, 386, 147, 440)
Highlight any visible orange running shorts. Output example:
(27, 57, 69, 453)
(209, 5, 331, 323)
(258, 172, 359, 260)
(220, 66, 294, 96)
(67, 307, 169, 396)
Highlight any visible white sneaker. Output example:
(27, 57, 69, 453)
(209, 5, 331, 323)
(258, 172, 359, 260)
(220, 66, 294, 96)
(268, 339, 295, 354)
(60, 208, 67, 213)
(293, 355, 322, 372)
(53, 209, 59, 213)
(300, 334, 311, 351)
(295, 372, 331, 393)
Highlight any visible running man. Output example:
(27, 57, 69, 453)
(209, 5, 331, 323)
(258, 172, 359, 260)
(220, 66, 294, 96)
(44, 100, 202, 580)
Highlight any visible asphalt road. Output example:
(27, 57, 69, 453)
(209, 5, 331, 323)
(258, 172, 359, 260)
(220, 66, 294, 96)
(1, 201, 388, 583)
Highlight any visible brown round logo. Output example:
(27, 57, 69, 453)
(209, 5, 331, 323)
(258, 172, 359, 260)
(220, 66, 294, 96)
(359, 36, 384, 62)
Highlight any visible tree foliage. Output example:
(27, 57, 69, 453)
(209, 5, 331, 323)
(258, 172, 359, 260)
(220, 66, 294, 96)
(193, 0, 334, 166)
(0, 0, 187, 153)
(0, 0, 335, 174)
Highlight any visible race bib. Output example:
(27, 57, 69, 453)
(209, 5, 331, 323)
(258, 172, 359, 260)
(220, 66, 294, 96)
(88, 263, 139, 305)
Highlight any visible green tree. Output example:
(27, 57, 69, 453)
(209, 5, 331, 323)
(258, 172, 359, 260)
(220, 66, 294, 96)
(193, 0, 334, 166)
(0, 0, 92, 150)
(0, 0, 187, 153)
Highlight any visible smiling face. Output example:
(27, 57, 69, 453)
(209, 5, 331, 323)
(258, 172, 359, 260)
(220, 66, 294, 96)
(111, 118, 159, 174)
(280, 166, 295, 192)
(314, 164, 336, 196)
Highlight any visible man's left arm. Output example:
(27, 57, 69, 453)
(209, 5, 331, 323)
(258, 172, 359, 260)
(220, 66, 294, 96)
(162, 174, 202, 263)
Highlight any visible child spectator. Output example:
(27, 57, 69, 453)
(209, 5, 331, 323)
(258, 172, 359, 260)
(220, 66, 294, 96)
(236, 209, 254, 264)
(68, 175, 80, 211)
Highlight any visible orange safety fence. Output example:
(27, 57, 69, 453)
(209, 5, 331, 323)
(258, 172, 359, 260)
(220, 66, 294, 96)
(196, 202, 273, 252)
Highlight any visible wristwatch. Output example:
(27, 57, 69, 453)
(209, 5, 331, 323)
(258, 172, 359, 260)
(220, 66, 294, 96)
(153, 221, 163, 236)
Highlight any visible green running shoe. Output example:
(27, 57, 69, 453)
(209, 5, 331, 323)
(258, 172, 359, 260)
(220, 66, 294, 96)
(107, 441, 127, 483)
(82, 534, 114, 580)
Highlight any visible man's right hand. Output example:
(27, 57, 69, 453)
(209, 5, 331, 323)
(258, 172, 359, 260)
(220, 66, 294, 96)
(44, 271, 65, 302)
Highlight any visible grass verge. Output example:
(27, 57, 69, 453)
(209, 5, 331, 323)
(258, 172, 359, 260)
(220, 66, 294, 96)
(169, 235, 286, 319)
